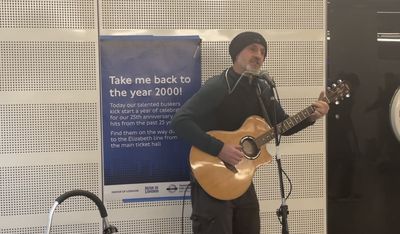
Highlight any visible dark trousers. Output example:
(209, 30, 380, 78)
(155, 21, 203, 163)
(190, 181, 260, 234)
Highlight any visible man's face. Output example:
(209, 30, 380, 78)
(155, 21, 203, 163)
(233, 43, 266, 74)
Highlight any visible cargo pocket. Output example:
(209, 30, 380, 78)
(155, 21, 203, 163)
(191, 213, 215, 234)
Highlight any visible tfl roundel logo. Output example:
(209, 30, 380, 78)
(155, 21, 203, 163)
(167, 184, 178, 193)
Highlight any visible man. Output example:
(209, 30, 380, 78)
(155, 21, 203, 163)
(172, 31, 329, 234)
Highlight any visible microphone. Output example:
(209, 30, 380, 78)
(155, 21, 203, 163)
(244, 70, 276, 88)
(257, 70, 276, 88)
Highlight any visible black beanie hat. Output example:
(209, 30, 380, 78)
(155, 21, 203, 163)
(229, 31, 268, 62)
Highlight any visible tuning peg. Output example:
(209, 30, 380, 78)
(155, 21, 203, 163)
(332, 83, 337, 88)
(346, 93, 350, 98)
(337, 79, 343, 84)
(335, 100, 340, 105)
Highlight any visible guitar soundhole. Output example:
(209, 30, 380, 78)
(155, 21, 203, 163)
(240, 136, 260, 160)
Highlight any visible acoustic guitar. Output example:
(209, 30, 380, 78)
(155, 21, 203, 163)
(189, 80, 350, 200)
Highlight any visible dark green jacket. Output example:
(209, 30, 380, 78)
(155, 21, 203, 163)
(172, 67, 313, 156)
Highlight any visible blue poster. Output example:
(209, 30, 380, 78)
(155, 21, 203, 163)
(100, 35, 201, 201)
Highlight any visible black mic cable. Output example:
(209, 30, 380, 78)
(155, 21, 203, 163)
(181, 183, 191, 234)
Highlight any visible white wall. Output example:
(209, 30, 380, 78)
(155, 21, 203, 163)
(0, 0, 326, 233)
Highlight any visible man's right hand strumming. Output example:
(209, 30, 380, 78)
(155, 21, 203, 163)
(218, 144, 244, 166)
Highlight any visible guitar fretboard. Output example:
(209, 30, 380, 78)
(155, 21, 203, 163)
(254, 105, 315, 146)
(254, 94, 336, 147)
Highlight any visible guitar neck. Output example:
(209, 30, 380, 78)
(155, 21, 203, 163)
(255, 105, 315, 146)
(255, 96, 331, 146)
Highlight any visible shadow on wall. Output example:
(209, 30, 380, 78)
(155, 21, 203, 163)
(364, 72, 400, 171)
(327, 72, 400, 234)
(327, 72, 361, 201)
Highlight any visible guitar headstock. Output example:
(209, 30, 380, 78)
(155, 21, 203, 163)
(326, 80, 351, 105)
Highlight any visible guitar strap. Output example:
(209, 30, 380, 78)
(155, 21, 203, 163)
(255, 81, 274, 127)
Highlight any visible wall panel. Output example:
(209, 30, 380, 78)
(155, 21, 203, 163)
(0, 0, 101, 233)
(99, 0, 327, 233)
(0, 0, 326, 233)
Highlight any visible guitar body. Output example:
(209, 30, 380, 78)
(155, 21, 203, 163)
(189, 115, 273, 200)
(189, 80, 350, 200)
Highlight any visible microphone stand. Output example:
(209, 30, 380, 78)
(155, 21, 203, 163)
(255, 79, 289, 234)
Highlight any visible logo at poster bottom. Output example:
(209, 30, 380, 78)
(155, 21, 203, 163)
(145, 186, 159, 194)
(167, 184, 178, 193)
